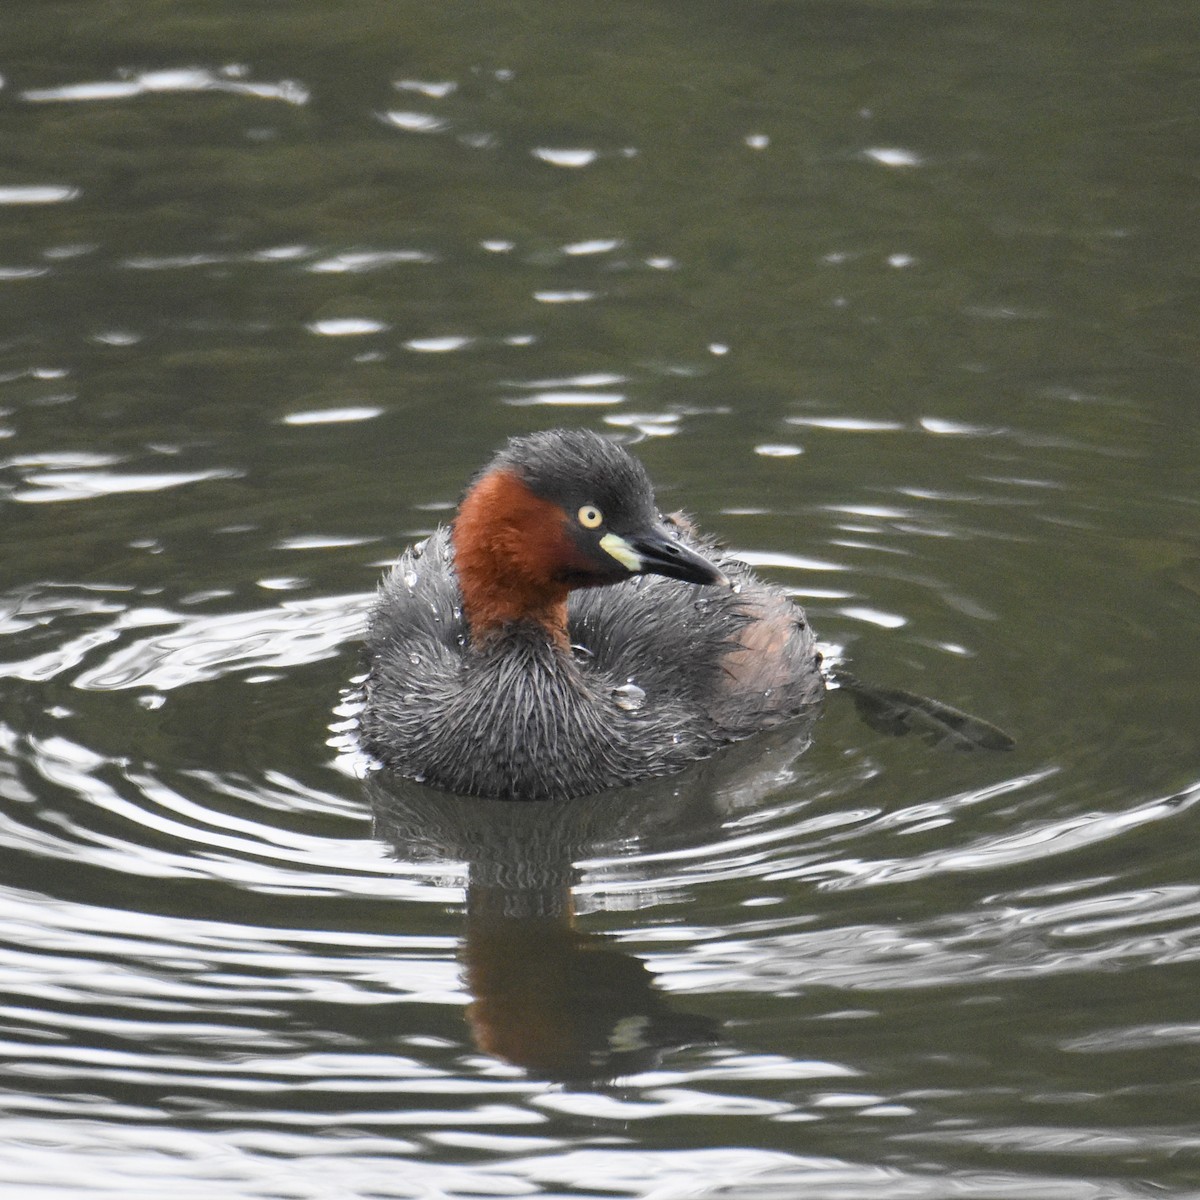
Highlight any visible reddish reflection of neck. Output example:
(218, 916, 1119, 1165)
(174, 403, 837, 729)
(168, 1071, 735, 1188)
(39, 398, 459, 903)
(452, 468, 572, 648)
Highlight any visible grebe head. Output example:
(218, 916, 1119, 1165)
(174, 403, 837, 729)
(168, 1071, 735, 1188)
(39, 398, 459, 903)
(452, 429, 729, 643)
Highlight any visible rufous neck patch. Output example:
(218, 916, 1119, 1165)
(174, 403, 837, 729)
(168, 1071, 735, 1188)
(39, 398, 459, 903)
(453, 468, 574, 645)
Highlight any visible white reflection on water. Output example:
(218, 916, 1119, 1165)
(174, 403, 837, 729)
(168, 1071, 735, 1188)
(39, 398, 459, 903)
(861, 147, 924, 168)
(0, 1125, 1139, 1200)
(305, 317, 388, 336)
(733, 549, 848, 572)
(507, 388, 619, 405)
(12, 468, 237, 504)
(404, 335, 472, 352)
(381, 110, 451, 134)
(604, 410, 682, 438)
(531, 289, 596, 304)
(563, 238, 621, 255)
(838, 606, 906, 629)
(281, 406, 383, 425)
(21, 68, 309, 106)
(0, 185, 80, 205)
(815, 783, 1198, 890)
(531, 148, 599, 168)
(308, 249, 435, 273)
(47, 596, 371, 690)
(394, 79, 458, 99)
(786, 415, 906, 432)
(1061, 1021, 1200, 1052)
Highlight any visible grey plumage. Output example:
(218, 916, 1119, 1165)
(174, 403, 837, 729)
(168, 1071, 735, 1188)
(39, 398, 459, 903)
(360, 525, 824, 801)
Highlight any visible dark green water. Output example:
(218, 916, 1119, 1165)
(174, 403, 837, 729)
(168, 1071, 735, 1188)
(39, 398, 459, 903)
(1, 2, 1198, 1196)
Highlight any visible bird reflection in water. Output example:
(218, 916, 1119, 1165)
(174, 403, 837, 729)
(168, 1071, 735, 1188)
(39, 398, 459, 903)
(365, 718, 822, 1083)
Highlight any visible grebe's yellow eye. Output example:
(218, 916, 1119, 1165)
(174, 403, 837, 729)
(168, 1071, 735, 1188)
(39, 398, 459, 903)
(578, 504, 603, 529)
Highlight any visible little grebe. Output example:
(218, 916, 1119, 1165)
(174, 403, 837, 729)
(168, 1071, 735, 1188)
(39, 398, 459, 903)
(361, 428, 824, 800)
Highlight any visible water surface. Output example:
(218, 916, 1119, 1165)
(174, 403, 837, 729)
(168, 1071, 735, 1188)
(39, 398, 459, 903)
(1, 2, 1198, 1197)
